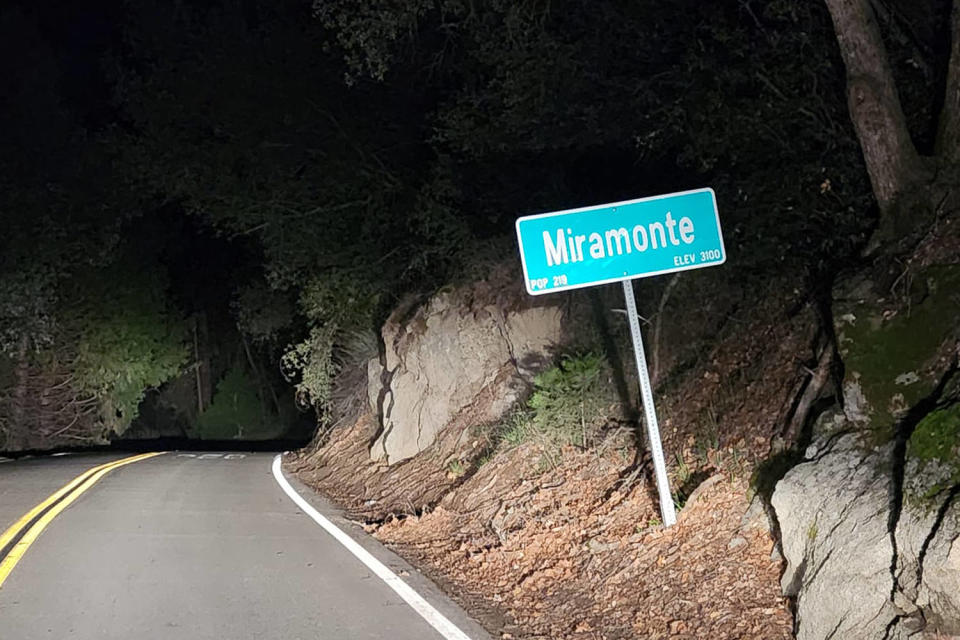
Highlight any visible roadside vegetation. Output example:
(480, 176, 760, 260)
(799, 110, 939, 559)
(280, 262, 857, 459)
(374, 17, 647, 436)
(2, 0, 957, 545)
(0, 0, 879, 449)
(3, 0, 959, 636)
(480, 352, 617, 462)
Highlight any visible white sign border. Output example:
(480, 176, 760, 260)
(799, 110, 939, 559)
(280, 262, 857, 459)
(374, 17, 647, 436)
(515, 187, 726, 296)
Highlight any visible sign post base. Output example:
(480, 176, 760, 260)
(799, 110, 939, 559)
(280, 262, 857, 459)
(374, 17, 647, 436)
(622, 279, 677, 527)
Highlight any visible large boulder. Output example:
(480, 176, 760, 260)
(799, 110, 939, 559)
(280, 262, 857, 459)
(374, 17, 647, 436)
(773, 435, 900, 640)
(368, 272, 565, 464)
(773, 429, 960, 640)
(771, 229, 960, 639)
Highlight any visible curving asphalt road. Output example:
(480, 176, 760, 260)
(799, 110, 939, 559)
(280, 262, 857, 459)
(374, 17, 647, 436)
(0, 452, 489, 640)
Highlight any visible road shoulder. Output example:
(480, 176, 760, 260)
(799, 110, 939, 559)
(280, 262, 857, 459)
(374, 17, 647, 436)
(277, 452, 492, 640)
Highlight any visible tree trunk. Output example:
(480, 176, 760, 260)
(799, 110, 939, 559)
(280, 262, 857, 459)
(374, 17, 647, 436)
(937, 2, 960, 162)
(822, 0, 928, 217)
(9, 335, 30, 449)
(193, 317, 204, 415)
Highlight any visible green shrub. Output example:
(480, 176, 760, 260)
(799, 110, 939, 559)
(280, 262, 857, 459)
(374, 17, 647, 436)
(67, 260, 188, 434)
(528, 352, 610, 449)
(194, 366, 272, 440)
(281, 323, 338, 418)
(482, 352, 615, 463)
(497, 409, 533, 448)
(447, 459, 465, 476)
(281, 272, 379, 425)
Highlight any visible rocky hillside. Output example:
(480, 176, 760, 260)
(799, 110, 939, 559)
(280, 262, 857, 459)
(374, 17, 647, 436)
(772, 224, 960, 640)
(288, 264, 800, 638)
(289, 218, 959, 639)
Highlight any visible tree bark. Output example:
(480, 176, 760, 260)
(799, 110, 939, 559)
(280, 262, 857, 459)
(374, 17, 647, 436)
(651, 273, 680, 389)
(823, 0, 927, 214)
(192, 317, 204, 415)
(937, 1, 960, 162)
(9, 335, 30, 449)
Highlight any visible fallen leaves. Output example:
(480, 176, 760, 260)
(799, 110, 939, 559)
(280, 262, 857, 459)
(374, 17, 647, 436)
(372, 448, 792, 640)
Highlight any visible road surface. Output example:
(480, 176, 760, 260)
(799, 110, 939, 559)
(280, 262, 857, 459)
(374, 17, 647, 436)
(0, 452, 489, 640)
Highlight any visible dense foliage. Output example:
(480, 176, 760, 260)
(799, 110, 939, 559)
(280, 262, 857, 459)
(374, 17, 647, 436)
(2, 0, 944, 447)
(65, 259, 188, 433)
(194, 366, 271, 440)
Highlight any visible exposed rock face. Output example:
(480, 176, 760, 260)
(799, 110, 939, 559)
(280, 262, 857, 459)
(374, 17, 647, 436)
(773, 435, 899, 640)
(774, 432, 960, 640)
(368, 275, 565, 464)
(773, 242, 960, 639)
(894, 437, 960, 636)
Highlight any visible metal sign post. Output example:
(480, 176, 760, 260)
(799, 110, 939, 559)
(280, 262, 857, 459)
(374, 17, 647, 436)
(621, 279, 676, 526)
(514, 187, 725, 527)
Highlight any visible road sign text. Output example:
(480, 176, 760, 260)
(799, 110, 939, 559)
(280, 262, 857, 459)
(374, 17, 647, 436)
(516, 188, 725, 295)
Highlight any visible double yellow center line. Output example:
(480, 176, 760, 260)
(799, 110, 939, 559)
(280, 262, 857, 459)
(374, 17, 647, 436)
(0, 452, 164, 588)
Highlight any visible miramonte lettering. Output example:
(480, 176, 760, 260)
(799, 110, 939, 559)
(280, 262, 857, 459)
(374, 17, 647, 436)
(516, 188, 723, 295)
(542, 211, 695, 267)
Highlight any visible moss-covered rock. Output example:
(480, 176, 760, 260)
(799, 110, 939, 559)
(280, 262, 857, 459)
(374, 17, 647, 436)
(904, 404, 960, 503)
(909, 405, 960, 462)
(835, 265, 960, 438)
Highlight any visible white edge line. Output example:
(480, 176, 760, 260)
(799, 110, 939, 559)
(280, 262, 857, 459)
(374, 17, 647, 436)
(271, 455, 474, 640)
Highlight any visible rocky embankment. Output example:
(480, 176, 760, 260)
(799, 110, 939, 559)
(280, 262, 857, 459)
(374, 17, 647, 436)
(289, 266, 803, 638)
(290, 225, 960, 639)
(773, 226, 960, 640)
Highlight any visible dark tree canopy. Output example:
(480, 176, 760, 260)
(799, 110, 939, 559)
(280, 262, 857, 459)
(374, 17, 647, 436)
(1, 0, 949, 448)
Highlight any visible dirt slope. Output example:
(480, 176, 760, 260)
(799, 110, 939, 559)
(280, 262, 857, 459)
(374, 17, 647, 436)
(291, 418, 792, 638)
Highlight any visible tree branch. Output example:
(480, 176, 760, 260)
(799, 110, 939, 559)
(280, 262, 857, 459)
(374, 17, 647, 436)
(823, 0, 926, 213)
(937, 1, 960, 162)
(650, 273, 681, 389)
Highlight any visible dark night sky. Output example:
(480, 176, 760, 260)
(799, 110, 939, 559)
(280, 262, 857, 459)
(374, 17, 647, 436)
(19, 0, 124, 127)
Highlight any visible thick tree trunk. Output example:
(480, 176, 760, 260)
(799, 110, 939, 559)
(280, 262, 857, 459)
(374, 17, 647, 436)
(823, 0, 928, 215)
(937, 2, 960, 162)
